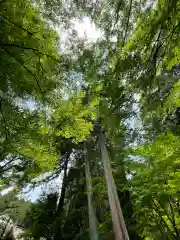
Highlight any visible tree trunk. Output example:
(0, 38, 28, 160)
(108, 145, 141, 240)
(57, 152, 69, 214)
(54, 153, 70, 240)
(84, 142, 99, 240)
(100, 132, 129, 240)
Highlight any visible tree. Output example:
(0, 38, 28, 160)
(24, 193, 58, 240)
(84, 141, 98, 240)
(100, 131, 129, 240)
(0, 0, 61, 189)
(2, 0, 180, 239)
(0, 193, 31, 224)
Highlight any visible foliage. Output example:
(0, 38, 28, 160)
(128, 131, 180, 239)
(0, 191, 31, 223)
(24, 193, 58, 239)
(0, 0, 61, 189)
(1, 0, 180, 239)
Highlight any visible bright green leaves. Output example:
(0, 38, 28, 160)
(123, 0, 180, 78)
(55, 118, 92, 142)
(0, 0, 60, 101)
(133, 131, 180, 179)
(130, 131, 180, 238)
(20, 140, 58, 174)
(19, 112, 58, 173)
(163, 79, 180, 116)
(0, 0, 61, 182)
(164, 45, 180, 70)
(118, 0, 180, 141)
(52, 92, 100, 142)
(119, 2, 180, 237)
(0, 107, 58, 174)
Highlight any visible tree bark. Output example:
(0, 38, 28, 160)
(57, 152, 70, 214)
(84, 142, 99, 240)
(100, 132, 129, 240)
(53, 153, 70, 240)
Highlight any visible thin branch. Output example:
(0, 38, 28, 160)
(153, 200, 177, 240)
(140, 21, 180, 83)
(168, 197, 180, 238)
(160, 21, 180, 48)
(38, 55, 47, 74)
(0, 156, 17, 170)
(0, 43, 59, 61)
(159, 203, 175, 232)
(138, 0, 142, 13)
(114, 1, 123, 27)
(0, 14, 37, 36)
(0, 99, 8, 141)
(2, 164, 19, 173)
(0, 216, 11, 240)
(1, 46, 42, 92)
(123, 0, 133, 45)
(176, 199, 180, 214)
(30, 161, 65, 186)
(147, 21, 180, 67)
(150, 28, 163, 61)
(152, 211, 167, 239)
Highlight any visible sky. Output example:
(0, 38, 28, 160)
(72, 17, 101, 41)
(23, 176, 61, 201)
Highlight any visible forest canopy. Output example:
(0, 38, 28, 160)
(0, 0, 180, 240)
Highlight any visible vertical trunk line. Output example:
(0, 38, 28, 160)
(57, 152, 69, 214)
(53, 153, 70, 240)
(100, 132, 129, 240)
(84, 142, 99, 240)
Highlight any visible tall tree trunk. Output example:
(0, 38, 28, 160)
(84, 142, 99, 240)
(57, 152, 69, 214)
(100, 132, 129, 240)
(54, 152, 70, 240)
(108, 147, 141, 240)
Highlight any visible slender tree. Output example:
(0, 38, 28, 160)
(100, 131, 129, 240)
(84, 141, 99, 240)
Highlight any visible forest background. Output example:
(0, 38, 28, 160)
(0, 0, 180, 240)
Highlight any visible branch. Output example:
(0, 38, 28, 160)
(123, 0, 133, 45)
(147, 21, 180, 66)
(38, 55, 47, 74)
(0, 216, 11, 240)
(0, 43, 59, 61)
(0, 156, 17, 170)
(168, 197, 180, 238)
(141, 21, 180, 79)
(0, 99, 8, 141)
(1, 46, 42, 92)
(151, 28, 163, 60)
(0, 14, 37, 36)
(176, 199, 180, 214)
(152, 211, 166, 238)
(153, 199, 177, 240)
(114, 1, 123, 26)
